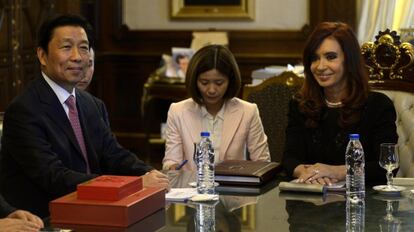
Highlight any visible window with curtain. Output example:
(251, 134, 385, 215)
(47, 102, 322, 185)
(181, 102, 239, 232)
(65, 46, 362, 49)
(357, 0, 414, 44)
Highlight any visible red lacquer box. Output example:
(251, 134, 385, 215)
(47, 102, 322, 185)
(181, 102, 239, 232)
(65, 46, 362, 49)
(50, 186, 165, 227)
(77, 175, 142, 201)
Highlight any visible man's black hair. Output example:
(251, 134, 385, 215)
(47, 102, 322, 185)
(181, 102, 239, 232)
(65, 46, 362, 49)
(37, 14, 94, 53)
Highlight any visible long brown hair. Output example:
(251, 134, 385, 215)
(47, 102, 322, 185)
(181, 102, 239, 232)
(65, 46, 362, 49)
(297, 22, 369, 128)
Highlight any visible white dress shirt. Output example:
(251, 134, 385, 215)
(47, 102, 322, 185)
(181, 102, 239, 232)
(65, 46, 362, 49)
(42, 72, 76, 118)
(200, 103, 225, 163)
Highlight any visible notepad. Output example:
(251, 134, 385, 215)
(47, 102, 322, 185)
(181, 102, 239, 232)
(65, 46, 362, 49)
(279, 180, 346, 193)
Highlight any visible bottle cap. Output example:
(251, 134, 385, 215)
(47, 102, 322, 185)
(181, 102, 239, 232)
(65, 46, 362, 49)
(200, 132, 210, 137)
(349, 134, 360, 139)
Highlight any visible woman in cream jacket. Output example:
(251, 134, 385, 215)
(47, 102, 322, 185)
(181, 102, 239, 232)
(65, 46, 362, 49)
(162, 45, 270, 171)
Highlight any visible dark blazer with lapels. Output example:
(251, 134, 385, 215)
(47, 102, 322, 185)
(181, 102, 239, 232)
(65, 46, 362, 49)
(0, 194, 16, 218)
(0, 76, 151, 218)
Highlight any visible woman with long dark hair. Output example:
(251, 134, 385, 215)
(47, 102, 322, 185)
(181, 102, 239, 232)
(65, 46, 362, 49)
(282, 22, 398, 185)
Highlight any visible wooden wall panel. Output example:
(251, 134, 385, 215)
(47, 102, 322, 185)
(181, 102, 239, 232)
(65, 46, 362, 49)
(0, 0, 82, 111)
(310, 0, 357, 30)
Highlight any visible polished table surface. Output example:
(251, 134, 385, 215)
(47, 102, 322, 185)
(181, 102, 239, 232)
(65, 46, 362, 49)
(52, 171, 414, 232)
(159, 171, 414, 232)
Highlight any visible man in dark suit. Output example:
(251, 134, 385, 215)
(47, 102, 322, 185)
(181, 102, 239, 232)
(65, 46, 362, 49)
(0, 14, 168, 218)
(76, 47, 110, 127)
(0, 195, 44, 230)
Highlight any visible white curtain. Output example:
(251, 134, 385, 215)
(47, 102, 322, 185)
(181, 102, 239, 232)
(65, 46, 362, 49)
(395, 0, 414, 28)
(357, 0, 396, 44)
(357, 0, 414, 44)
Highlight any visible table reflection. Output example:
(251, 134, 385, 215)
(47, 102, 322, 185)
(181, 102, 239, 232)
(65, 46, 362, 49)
(374, 194, 404, 232)
(163, 171, 414, 231)
(283, 192, 346, 231)
(50, 171, 414, 231)
(379, 201, 401, 232)
(194, 202, 217, 232)
(346, 199, 365, 232)
(164, 170, 260, 231)
(165, 195, 257, 232)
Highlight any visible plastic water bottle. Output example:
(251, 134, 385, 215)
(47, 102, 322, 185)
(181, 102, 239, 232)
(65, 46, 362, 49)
(195, 202, 216, 232)
(345, 134, 365, 202)
(196, 132, 215, 195)
(346, 199, 365, 232)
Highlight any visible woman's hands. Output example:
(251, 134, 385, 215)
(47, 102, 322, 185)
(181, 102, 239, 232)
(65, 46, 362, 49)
(293, 163, 346, 185)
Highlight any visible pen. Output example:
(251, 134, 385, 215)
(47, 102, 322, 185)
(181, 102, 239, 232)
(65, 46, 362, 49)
(176, 160, 188, 170)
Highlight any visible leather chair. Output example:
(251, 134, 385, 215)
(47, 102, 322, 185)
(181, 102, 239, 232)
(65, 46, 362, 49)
(361, 29, 414, 177)
(243, 71, 304, 162)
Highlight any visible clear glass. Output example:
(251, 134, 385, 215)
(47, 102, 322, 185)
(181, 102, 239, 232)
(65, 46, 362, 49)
(378, 200, 401, 232)
(195, 202, 217, 232)
(379, 143, 399, 190)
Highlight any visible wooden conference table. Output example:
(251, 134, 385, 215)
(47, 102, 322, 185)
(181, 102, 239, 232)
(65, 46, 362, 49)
(52, 171, 414, 232)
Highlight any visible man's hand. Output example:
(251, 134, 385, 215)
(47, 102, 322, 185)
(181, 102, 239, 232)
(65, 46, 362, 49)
(7, 210, 44, 228)
(0, 218, 41, 232)
(143, 169, 170, 190)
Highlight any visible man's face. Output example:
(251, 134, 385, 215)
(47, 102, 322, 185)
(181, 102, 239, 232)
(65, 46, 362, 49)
(77, 49, 95, 91)
(178, 56, 190, 73)
(37, 25, 90, 93)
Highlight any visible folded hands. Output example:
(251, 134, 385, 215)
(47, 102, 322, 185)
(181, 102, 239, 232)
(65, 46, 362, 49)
(294, 163, 346, 186)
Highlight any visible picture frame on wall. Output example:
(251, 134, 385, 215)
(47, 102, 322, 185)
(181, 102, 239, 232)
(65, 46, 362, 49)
(170, 0, 255, 20)
(400, 28, 414, 45)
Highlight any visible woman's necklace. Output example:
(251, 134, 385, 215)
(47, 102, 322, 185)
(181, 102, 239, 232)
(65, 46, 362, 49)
(325, 98, 343, 108)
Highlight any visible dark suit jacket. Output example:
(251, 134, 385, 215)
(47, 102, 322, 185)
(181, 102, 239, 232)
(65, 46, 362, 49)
(0, 194, 15, 218)
(0, 77, 152, 218)
(92, 96, 110, 127)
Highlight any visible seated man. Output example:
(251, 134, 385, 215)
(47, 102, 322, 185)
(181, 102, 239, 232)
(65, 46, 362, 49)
(0, 14, 168, 218)
(0, 195, 44, 231)
(76, 47, 110, 127)
(76, 47, 95, 91)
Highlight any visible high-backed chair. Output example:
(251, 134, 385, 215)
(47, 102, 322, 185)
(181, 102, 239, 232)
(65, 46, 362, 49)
(243, 71, 304, 162)
(361, 29, 414, 177)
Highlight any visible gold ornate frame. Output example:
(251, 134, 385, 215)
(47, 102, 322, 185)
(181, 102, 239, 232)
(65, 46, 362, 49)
(170, 0, 255, 20)
(361, 29, 414, 81)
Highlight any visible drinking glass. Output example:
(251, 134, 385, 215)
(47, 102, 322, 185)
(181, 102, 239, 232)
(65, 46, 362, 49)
(379, 200, 401, 232)
(379, 143, 399, 190)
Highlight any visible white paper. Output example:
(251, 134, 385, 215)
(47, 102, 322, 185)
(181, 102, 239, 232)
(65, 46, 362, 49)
(166, 188, 198, 202)
(326, 181, 346, 190)
(190, 194, 219, 202)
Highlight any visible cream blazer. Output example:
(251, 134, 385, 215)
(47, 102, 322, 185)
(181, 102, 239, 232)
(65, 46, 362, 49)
(162, 98, 270, 171)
